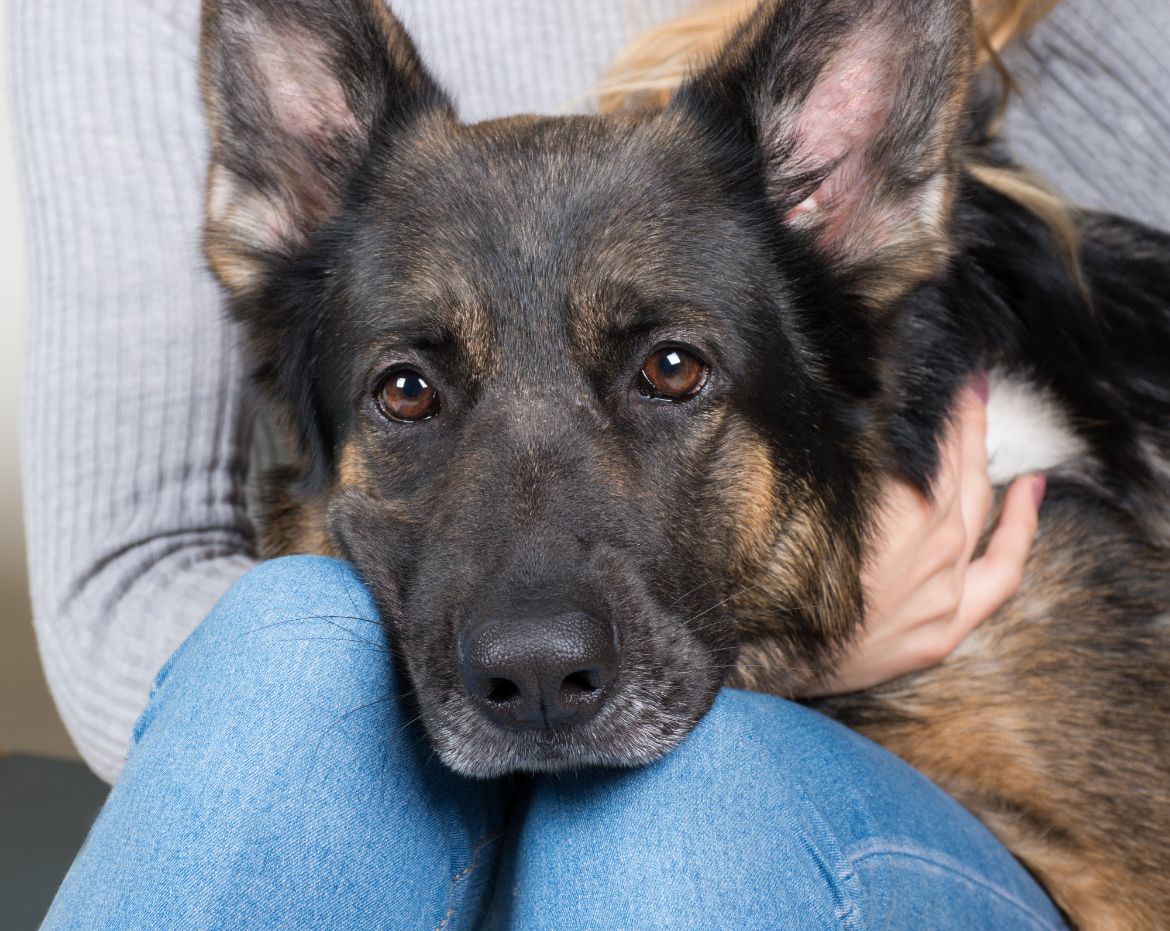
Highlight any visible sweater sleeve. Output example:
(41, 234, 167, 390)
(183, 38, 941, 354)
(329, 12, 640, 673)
(1002, 0, 1170, 230)
(12, 0, 258, 783)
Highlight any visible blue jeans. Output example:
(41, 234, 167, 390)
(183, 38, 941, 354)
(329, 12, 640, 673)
(44, 557, 1063, 929)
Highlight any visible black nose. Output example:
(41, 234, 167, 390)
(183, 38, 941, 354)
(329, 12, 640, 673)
(460, 612, 619, 730)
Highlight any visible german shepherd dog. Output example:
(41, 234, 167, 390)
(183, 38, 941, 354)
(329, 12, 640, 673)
(199, 0, 1170, 925)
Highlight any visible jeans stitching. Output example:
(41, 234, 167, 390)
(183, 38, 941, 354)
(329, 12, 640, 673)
(435, 829, 505, 931)
(778, 794, 869, 929)
(732, 699, 868, 930)
(846, 841, 1064, 929)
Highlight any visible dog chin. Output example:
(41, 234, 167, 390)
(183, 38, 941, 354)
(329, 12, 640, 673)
(434, 734, 679, 779)
(425, 710, 690, 779)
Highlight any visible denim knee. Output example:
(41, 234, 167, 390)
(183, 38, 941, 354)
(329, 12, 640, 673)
(54, 556, 512, 931)
(196, 555, 375, 638)
(502, 689, 1063, 929)
(158, 554, 374, 670)
(132, 555, 388, 749)
(670, 690, 1061, 922)
(497, 692, 862, 928)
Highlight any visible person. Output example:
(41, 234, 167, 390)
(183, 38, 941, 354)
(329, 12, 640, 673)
(12, 0, 1167, 926)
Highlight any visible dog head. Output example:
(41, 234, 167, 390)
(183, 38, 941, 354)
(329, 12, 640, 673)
(201, 0, 973, 775)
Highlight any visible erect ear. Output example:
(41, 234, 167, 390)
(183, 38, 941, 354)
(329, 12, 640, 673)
(676, 0, 973, 306)
(200, 0, 450, 294)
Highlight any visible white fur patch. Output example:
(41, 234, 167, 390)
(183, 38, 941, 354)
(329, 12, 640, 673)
(985, 371, 1090, 484)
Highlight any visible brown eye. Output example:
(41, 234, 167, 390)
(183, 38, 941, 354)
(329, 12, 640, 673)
(639, 346, 708, 400)
(378, 369, 440, 421)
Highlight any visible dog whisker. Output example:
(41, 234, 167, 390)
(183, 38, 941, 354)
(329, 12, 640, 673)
(399, 711, 426, 734)
(686, 581, 771, 623)
(270, 635, 392, 654)
(238, 613, 383, 640)
(312, 696, 396, 765)
(718, 662, 811, 673)
(666, 576, 728, 609)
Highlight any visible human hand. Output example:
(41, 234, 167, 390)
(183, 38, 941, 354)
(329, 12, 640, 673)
(805, 377, 1046, 697)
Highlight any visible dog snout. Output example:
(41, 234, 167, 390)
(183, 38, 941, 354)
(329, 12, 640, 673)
(460, 611, 619, 730)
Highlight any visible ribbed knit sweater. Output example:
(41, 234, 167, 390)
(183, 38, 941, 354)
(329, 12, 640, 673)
(13, 0, 1170, 783)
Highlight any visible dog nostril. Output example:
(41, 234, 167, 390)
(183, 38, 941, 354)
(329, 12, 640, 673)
(486, 677, 520, 705)
(461, 610, 618, 729)
(560, 670, 602, 702)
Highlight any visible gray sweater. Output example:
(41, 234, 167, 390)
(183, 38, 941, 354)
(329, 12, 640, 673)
(14, 0, 1170, 783)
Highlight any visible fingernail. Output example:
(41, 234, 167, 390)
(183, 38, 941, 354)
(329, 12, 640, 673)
(1032, 472, 1047, 509)
(971, 371, 990, 405)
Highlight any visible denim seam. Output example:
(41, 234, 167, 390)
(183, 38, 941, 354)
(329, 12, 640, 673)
(788, 788, 869, 930)
(435, 829, 505, 931)
(845, 841, 1063, 930)
(129, 631, 195, 748)
(827, 854, 866, 931)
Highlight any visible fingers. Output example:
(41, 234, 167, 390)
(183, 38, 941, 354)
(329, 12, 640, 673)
(931, 391, 968, 516)
(955, 381, 992, 562)
(933, 379, 989, 545)
(832, 375, 1043, 700)
(861, 375, 994, 597)
(923, 379, 993, 575)
(956, 473, 1046, 634)
(830, 474, 1042, 696)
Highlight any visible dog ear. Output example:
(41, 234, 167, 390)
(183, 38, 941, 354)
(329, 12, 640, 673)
(200, 0, 450, 294)
(676, 0, 973, 306)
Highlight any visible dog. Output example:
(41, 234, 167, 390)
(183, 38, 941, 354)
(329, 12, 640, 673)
(198, 0, 1170, 925)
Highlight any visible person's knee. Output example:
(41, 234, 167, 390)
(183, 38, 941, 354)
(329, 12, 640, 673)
(676, 688, 892, 796)
(207, 555, 375, 636)
(173, 555, 379, 669)
(502, 691, 868, 928)
(506, 690, 1061, 928)
(136, 555, 391, 750)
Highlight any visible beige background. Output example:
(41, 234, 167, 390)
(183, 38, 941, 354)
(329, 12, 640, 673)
(0, 4, 80, 761)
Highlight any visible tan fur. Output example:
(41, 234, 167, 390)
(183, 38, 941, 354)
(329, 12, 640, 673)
(714, 422, 869, 696)
(721, 424, 780, 571)
(261, 440, 379, 557)
(259, 484, 335, 558)
(203, 167, 268, 294)
(199, 11, 268, 299)
(338, 440, 373, 492)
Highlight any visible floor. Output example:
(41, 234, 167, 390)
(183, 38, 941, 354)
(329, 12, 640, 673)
(0, 755, 108, 930)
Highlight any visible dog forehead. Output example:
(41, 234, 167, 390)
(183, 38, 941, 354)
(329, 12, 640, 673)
(347, 114, 763, 358)
(368, 114, 738, 264)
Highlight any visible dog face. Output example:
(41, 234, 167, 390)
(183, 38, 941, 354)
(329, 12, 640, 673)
(201, 0, 972, 775)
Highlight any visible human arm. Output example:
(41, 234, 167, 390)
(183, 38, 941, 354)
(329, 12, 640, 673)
(12, 0, 258, 782)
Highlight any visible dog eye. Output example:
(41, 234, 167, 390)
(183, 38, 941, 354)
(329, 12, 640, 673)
(639, 347, 708, 400)
(377, 369, 440, 422)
